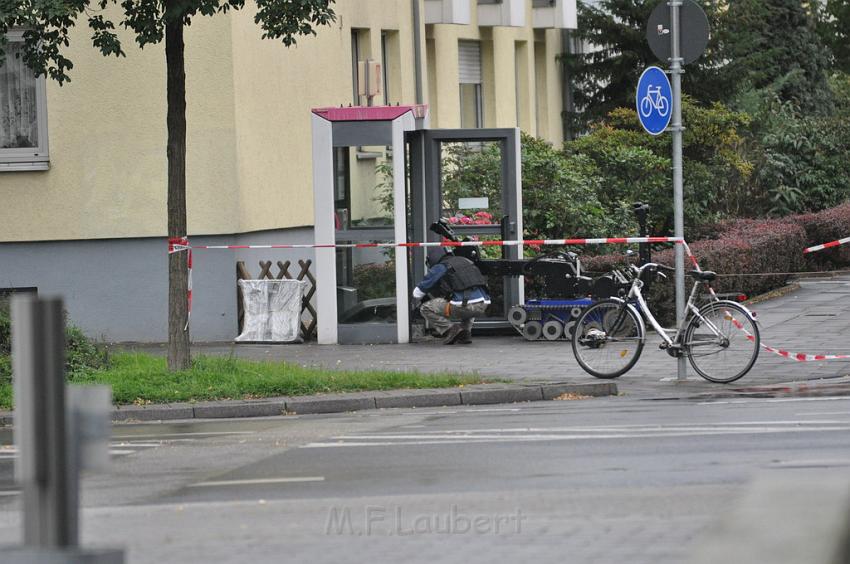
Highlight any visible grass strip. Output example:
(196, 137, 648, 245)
(0, 353, 488, 410)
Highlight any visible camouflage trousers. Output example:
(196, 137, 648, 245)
(420, 298, 488, 335)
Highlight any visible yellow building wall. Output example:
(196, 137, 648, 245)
(230, 0, 420, 233)
(0, 11, 239, 242)
(540, 28, 565, 142)
(0, 0, 565, 243)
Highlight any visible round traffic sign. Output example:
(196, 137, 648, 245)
(647, 0, 710, 66)
(636, 66, 672, 135)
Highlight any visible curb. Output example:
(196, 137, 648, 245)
(744, 282, 801, 306)
(0, 382, 617, 425)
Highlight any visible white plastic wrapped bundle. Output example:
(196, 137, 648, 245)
(236, 279, 308, 343)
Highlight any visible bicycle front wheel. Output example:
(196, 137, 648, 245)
(572, 300, 645, 379)
(684, 300, 760, 384)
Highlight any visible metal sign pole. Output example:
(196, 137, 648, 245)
(669, 0, 687, 381)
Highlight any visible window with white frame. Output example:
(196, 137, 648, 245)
(1, 31, 49, 171)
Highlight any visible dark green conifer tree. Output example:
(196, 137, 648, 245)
(719, 0, 833, 115)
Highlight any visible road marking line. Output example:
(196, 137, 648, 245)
(303, 426, 850, 448)
(463, 408, 522, 413)
(110, 442, 164, 448)
(767, 459, 850, 468)
(700, 397, 850, 405)
(334, 421, 850, 436)
(188, 476, 325, 488)
(111, 431, 256, 440)
(0, 491, 20, 497)
(0, 445, 158, 459)
(330, 427, 850, 440)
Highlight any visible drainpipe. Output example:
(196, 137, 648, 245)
(412, 0, 424, 104)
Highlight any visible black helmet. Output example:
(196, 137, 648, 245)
(426, 246, 450, 267)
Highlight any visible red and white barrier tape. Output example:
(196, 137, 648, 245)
(168, 237, 192, 331)
(167, 235, 849, 361)
(683, 242, 850, 362)
(803, 236, 850, 254)
(187, 236, 684, 251)
(166, 236, 681, 330)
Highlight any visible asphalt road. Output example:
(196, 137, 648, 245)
(2, 395, 850, 563)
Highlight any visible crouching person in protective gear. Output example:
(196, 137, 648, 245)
(413, 247, 490, 344)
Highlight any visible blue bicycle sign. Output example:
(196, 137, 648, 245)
(636, 66, 672, 135)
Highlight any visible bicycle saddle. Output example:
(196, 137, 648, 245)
(688, 270, 716, 282)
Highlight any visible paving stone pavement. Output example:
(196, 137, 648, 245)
(0, 489, 719, 564)
(135, 275, 850, 400)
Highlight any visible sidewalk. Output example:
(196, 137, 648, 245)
(131, 274, 850, 402)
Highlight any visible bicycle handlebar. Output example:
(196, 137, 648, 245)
(630, 262, 673, 274)
(627, 262, 676, 283)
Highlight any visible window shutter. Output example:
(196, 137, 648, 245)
(458, 41, 482, 84)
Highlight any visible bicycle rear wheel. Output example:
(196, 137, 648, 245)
(571, 300, 644, 379)
(684, 300, 760, 384)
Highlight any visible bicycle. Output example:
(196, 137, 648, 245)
(640, 85, 670, 118)
(571, 261, 760, 383)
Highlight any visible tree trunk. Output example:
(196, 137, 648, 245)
(165, 8, 191, 370)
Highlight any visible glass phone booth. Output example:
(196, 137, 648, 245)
(312, 105, 428, 344)
(312, 106, 522, 344)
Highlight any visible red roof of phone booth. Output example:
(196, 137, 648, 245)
(311, 104, 428, 122)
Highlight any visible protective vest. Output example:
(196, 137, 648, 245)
(439, 256, 488, 297)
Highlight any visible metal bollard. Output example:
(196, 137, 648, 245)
(7, 295, 124, 564)
(12, 296, 75, 548)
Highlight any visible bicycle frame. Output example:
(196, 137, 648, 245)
(625, 265, 725, 350)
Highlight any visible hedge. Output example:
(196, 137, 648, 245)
(576, 201, 850, 322)
(581, 218, 807, 323)
(795, 201, 850, 270)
